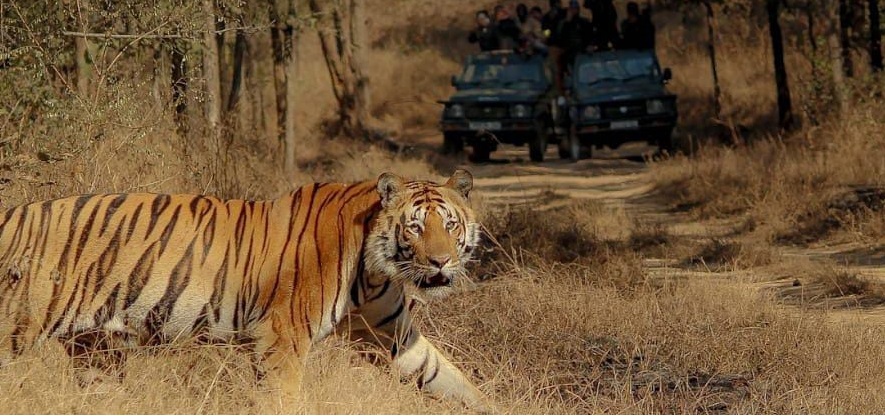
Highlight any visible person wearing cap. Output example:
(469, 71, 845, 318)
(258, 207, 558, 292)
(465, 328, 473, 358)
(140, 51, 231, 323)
(468, 10, 501, 52)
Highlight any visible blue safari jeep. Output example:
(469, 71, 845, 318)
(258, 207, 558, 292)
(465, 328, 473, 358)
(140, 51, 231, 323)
(561, 49, 678, 160)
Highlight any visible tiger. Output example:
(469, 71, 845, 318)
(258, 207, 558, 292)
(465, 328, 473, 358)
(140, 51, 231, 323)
(0, 169, 488, 411)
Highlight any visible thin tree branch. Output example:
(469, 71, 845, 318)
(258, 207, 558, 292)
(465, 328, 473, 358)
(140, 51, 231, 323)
(60, 26, 268, 40)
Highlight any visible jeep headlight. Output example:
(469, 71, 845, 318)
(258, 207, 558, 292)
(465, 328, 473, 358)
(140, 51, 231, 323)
(510, 104, 530, 118)
(647, 99, 667, 115)
(447, 104, 464, 118)
(582, 105, 600, 120)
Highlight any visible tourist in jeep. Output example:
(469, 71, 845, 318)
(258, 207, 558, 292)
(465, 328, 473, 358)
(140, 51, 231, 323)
(517, 5, 547, 55)
(584, 0, 619, 51)
(555, 1, 594, 76)
(619, 1, 655, 50)
(542, 0, 567, 37)
(494, 6, 522, 49)
(468, 10, 501, 52)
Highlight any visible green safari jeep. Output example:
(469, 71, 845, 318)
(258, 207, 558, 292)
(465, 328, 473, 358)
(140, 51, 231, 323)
(438, 51, 565, 163)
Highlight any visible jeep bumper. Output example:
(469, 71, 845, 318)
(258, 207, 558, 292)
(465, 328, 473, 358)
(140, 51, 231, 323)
(440, 119, 540, 145)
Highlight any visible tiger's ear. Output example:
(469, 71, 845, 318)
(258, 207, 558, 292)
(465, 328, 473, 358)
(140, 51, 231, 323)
(445, 169, 473, 199)
(377, 172, 405, 208)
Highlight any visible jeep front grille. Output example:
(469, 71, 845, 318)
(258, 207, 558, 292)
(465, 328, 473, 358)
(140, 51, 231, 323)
(602, 102, 646, 119)
(465, 105, 508, 119)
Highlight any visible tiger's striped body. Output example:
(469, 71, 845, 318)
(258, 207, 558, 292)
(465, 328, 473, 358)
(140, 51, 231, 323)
(0, 170, 485, 410)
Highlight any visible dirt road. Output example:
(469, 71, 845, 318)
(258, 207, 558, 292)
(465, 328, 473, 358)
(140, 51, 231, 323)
(445, 140, 885, 325)
(464, 143, 655, 208)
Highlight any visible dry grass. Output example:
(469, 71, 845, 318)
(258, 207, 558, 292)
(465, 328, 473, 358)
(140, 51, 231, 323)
(681, 238, 775, 272)
(4, 1, 885, 414)
(428, 265, 885, 414)
(651, 102, 885, 246)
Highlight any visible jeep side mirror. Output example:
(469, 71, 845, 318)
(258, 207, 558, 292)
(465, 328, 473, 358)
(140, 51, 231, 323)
(662, 68, 672, 83)
(450, 75, 458, 87)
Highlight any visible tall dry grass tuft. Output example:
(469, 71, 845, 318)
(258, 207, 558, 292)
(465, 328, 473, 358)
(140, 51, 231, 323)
(426, 264, 885, 414)
(651, 100, 885, 245)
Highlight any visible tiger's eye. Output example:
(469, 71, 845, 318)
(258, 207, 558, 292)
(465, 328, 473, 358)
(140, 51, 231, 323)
(408, 223, 422, 234)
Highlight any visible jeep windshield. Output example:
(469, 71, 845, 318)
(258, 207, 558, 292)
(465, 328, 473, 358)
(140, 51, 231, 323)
(458, 61, 545, 88)
(577, 55, 660, 85)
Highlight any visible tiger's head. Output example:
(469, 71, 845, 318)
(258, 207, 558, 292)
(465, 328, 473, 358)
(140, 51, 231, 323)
(365, 170, 480, 296)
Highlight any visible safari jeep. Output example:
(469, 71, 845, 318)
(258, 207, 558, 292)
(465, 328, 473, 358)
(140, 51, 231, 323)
(438, 51, 564, 163)
(561, 49, 678, 161)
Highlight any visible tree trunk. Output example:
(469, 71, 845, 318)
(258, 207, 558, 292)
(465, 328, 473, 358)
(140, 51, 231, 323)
(227, 30, 246, 113)
(270, 0, 299, 174)
(768, 0, 794, 130)
(171, 42, 188, 133)
(308, 0, 373, 139)
(270, 25, 287, 144)
(245, 35, 268, 138)
(216, 8, 227, 108)
(75, 36, 90, 97)
(283, 1, 299, 174)
(701, 1, 722, 121)
(74, 0, 91, 97)
(151, 44, 166, 109)
(202, 0, 222, 133)
(871, 0, 883, 71)
(349, 0, 370, 123)
(839, 0, 855, 77)
(829, 34, 851, 114)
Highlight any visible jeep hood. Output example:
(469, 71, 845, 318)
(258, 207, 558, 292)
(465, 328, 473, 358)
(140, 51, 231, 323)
(573, 82, 669, 104)
(447, 88, 545, 103)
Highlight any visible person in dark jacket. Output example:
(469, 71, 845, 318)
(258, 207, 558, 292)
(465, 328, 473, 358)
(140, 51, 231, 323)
(468, 10, 501, 51)
(619, 1, 655, 50)
(494, 5, 522, 49)
(555, 1, 593, 82)
(542, 0, 567, 45)
(556, 1, 593, 59)
(584, 0, 619, 51)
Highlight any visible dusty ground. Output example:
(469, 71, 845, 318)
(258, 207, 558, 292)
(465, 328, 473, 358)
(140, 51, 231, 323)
(429, 135, 885, 324)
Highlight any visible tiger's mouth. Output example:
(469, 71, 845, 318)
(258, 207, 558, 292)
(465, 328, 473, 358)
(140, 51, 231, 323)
(418, 272, 452, 288)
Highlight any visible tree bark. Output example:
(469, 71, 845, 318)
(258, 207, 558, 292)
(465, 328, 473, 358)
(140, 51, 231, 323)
(829, 34, 851, 114)
(284, 1, 299, 174)
(75, 36, 91, 97)
(768, 0, 794, 130)
(270, 23, 287, 143)
(73, 0, 91, 97)
(700, 1, 722, 121)
(202, 0, 222, 133)
(244, 35, 268, 138)
(871, 0, 883, 71)
(227, 30, 247, 113)
(839, 0, 855, 77)
(308, 0, 373, 139)
(270, 0, 299, 174)
(349, 0, 370, 122)
(171, 42, 188, 132)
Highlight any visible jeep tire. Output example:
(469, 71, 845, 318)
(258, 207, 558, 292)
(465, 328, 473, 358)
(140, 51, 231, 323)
(442, 132, 464, 155)
(559, 125, 588, 162)
(529, 125, 548, 162)
(658, 131, 674, 154)
(470, 143, 492, 163)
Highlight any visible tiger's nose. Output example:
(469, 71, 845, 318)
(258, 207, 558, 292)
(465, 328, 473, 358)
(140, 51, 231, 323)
(428, 255, 451, 269)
